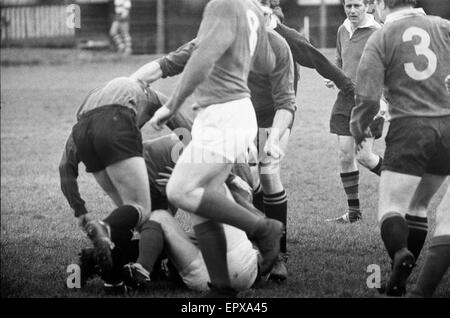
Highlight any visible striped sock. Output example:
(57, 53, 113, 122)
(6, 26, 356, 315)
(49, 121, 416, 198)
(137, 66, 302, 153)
(253, 183, 264, 213)
(263, 189, 287, 253)
(340, 171, 360, 217)
(405, 214, 428, 260)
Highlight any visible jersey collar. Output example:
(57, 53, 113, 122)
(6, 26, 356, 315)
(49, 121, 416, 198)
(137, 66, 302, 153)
(343, 14, 380, 38)
(384, 8, 426, 25)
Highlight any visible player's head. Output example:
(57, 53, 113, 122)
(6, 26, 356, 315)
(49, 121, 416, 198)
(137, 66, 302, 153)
(341, 0, 371, 28)
(259, 0, 285, 23)
(372, 0, 416, 22)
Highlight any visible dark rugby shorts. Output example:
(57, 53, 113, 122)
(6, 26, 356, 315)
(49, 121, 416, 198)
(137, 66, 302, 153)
(72, 105, 143, 173)
(330, 91, 354, 136)
(382, 115, 450, 176)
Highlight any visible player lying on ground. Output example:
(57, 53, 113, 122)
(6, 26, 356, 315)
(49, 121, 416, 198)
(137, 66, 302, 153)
(59, 79, 192, 285)
(351, 0, 450, 296)
(77, 134, 265, 295)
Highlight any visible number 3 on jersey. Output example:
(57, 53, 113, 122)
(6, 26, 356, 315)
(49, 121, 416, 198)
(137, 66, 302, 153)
(246, 10, 259, 57)
(402, 27, 437, 81)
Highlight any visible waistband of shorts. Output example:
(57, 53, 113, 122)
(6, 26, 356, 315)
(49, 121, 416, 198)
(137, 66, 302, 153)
(77, 104, 136, 120)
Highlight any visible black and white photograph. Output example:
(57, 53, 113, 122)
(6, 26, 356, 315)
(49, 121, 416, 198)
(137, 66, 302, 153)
(1, 0, 449, 300)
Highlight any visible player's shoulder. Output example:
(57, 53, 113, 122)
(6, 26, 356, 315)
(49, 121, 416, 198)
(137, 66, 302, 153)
(267, 29, 291, 55)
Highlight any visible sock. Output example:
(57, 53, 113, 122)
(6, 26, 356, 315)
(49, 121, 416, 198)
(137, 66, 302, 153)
(380, 213, 409, 260)
(103, 205, 140, 230)
(196, 189, 260, 235)
(410, 235, 450, 297)
(137, 220, 165, 273)
(370, 156, 383, 176)
(405, 214, 428, 260)
(194, 221, 230, 289)
(252, 184, 264, 213)
(263, 190, 287, 253)
(340, 171, 360, 216)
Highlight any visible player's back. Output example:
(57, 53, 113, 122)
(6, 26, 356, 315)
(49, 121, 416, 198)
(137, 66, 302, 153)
(194, 0, 274, 107)
(378, 13, 450, 118)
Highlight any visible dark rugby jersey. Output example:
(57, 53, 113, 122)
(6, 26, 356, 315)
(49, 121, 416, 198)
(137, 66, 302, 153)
(335, 15, 380, 82)
(351, 8, 450, 140)
(274, 23, 354, 96)
(248, 29, 296, 128)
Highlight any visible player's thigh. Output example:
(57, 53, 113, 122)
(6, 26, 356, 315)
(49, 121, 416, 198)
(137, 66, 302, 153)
(435, 181, 450, 236)
(109, 21, 119, 36)
(378, 170, 422, 221)
(409, 173, 448, 217)
(93, 169, 123, 206)
(167, 143, 233, 205)
(106, 156, 151, 216)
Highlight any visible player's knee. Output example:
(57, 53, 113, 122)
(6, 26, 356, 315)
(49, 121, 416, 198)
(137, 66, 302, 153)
(166, 180, 186, 208)
(339, 148, 355, 166)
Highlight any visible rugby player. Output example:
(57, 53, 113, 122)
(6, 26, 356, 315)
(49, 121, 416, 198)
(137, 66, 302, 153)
(75, 133, 264, 295)
(323, 0, 385, 224)
(350, 0, 450, 296)
(132, 12, 296, 282)
(149, 0, 284, 297)
(59, 80, 190, 287)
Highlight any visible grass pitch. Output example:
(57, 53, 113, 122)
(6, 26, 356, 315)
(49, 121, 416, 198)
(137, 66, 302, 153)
(1, 49, 449, 298)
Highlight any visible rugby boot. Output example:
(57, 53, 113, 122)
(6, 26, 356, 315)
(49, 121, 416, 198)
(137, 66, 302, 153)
(250, 218, 284, 275)
(269, 253, 288, 282)
(325, 211, 361, 223)
(123, 262, 151, 291)
(85, 220, 114, 276)
(385, 248, 415, 296)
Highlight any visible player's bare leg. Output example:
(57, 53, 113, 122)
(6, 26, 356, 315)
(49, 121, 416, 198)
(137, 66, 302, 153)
(86, 157, 152, 284)
(378, 171, 430, 296)
(167, 145, 283, 295)
(405, 174, 447, 260)
(258, 129, 290, 281)
(409, 181, 450, 297)
(93, 170, 123, 207)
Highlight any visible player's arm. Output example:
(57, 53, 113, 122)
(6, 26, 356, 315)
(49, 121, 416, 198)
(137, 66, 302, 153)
(58, 133, 88, 218)
(274, 23, 353, 96)
(269, 38, 296, 138)
(350, 33, 384, 146)
(130, 40, 197, 84)
(164, 0, 236, 114)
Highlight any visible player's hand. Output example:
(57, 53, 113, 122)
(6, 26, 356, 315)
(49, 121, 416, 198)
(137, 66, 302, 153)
(324, 79, 336, 89)
(156, 166, 173, 187)
(77, 214, 93, 232)
(355, 126, 373, 152)
(150, 105, 172, 131)
(228, 175, 253, 203)
(263, 129, 285, 160)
